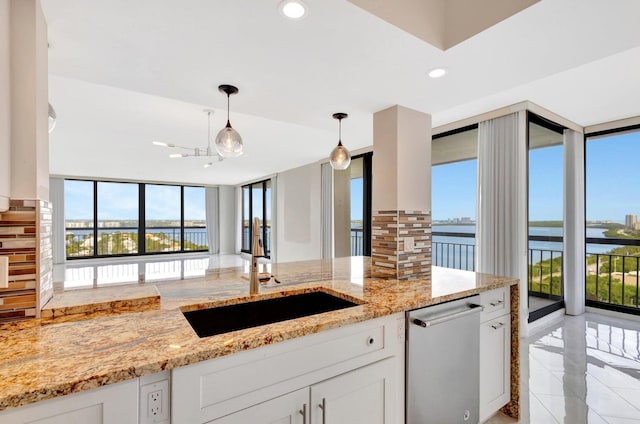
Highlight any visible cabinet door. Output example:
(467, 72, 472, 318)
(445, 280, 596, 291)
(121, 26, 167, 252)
(0, 379, 138, 424)
(479, 314, 511, 422)
(207, 388, 308, 424)
(310, 358, 396, 424)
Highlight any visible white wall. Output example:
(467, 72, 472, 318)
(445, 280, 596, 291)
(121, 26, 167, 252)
(0, 0, 10, 211)
(276, 162, 322, 263)
(218, 185, 236, 254)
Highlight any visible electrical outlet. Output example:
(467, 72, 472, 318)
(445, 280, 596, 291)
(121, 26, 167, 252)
(140, 378, 170, 424)
(148, 390, 162, 417)
(404, 236, 415, 253)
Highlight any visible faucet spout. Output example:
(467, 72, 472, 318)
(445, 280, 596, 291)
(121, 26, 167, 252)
(249, 217, 264, 295)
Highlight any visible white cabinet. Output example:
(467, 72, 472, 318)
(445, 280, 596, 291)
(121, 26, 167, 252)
(0, 379, 138, 424)
(208, 388, 308, 424)
(172, 314, 404, 424)
(209, 358, 397, 424)
(210, 358, 397, 424)
(479, 287, 511, 423)
(310, 358, 396, 424)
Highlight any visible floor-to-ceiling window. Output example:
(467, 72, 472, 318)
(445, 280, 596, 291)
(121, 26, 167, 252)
(348, 153, 372, 256)
(64, 179, 208, 258)
(64, 180, 95, 258)
(183, 186, 207, 251)
(527, 113, 566, 321)
(241, 179, 271, 257)
(97, 182, 139, 256)
(431, 125, 478, 271)
(585, 125, 640, 315)
(145, 184, 180, 253)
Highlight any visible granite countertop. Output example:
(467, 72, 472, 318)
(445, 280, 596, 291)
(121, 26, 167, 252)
(0, 258, 518, 411)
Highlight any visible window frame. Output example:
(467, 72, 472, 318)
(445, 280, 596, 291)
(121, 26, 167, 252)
(64, 179, 208, 259)
(241, 179, 272, 257)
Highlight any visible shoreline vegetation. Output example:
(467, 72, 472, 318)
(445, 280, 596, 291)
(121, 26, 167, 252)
(430, 220, 640, 308)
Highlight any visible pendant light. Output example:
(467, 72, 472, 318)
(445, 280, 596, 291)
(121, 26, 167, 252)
(215, 84, 243, 158)
(329, 112, 351, 170)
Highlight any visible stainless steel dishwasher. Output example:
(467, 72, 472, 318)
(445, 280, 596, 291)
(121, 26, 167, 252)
(406, 295, 482, 424)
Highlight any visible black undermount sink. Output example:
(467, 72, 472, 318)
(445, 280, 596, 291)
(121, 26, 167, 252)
(182, 291, 359, 338)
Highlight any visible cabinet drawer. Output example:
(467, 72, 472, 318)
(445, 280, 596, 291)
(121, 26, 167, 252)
(479, 286, 510, 322)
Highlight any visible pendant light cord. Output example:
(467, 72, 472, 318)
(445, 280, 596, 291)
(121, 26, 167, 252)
(226, 93, 231, 127)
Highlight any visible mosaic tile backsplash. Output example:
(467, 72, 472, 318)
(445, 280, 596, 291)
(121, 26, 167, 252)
(372, 209, 432, 279)
(0, 199, 52, 321)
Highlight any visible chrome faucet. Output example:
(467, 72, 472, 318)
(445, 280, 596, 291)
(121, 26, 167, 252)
(249, 217, 264, 295)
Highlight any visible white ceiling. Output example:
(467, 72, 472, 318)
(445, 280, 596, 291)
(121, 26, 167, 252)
(43, 0, 640, 185)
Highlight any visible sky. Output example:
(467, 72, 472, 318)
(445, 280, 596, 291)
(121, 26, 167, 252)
(65, 181, 206, 222)
(65, 131, 639, 224)
(432, 130, 640, 222)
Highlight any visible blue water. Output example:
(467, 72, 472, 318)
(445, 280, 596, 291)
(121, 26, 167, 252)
(432, 225, 623, 270)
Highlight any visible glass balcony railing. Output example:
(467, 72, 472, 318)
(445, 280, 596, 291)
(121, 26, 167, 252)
(586, 238, 640, 312)
(65, 227, 208, 258)
(351, 228, 364, 256)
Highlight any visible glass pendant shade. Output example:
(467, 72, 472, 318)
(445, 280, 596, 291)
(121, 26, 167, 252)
(329, 112, 350, 170)
(330, 140, 351, 170)
(215, 122, 243, 158)
(216, 84, 243, 158)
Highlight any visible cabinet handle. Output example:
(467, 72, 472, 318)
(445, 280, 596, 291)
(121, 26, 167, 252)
(489, 300, 504, 307)
(367, 336, 375, 346)
(491, 322, 505, 330)
(319, 398, 327, 424)
(299, 403, 307, 424)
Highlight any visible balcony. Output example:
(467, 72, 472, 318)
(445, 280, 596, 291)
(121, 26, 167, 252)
(65, 226, 208, 258)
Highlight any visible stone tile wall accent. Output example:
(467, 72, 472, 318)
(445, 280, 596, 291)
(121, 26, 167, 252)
(372, 210, 432, 279)
(0, 200, 52, 322)
(0, 200, 38, 321)
(38, 200, 53, 311)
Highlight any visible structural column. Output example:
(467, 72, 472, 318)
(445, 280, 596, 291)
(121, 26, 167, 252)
(563, 129, 586, 315)
(0, 0, 52, 320)
(371, 105, 432, 279)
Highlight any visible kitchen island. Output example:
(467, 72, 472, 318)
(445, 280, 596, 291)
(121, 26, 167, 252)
(0, 258, 519, 422)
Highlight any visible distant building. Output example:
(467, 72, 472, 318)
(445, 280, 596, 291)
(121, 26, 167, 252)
(625, 214, 638, 229)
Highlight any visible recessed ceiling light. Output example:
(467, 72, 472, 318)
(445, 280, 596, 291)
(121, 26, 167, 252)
(279, 0, 307, 20)
(428, 68, 448, 78)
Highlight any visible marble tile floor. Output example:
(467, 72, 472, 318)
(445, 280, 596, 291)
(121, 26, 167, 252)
(488, 312, 640, 424)
(52, 253, 249, 290)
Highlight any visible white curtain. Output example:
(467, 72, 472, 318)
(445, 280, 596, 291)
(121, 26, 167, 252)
(50, 177, 66, 264)
(205, 187, 219, 254)
(269, 176, 277, 262)
(563, 129, 586, 316)
(235, 186, 243, 254)
(321, 162, 334, 259)
(476, 112, 528, 331)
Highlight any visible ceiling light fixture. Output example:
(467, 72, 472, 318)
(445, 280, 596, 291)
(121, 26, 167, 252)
(48, 103, 57, 133)
(278, 0, 307, 19)
(329, 113, 351, 170)
(428, 68, 448, 78)
(152, 109, 224, 168)
(215, 84, 243, 158)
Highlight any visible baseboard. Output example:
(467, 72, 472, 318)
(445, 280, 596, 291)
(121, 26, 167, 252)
(527, 308, 565, 337)
(586, 306, 640, 323)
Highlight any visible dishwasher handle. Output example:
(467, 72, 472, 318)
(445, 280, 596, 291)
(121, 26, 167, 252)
(412, 303, 483, 328)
